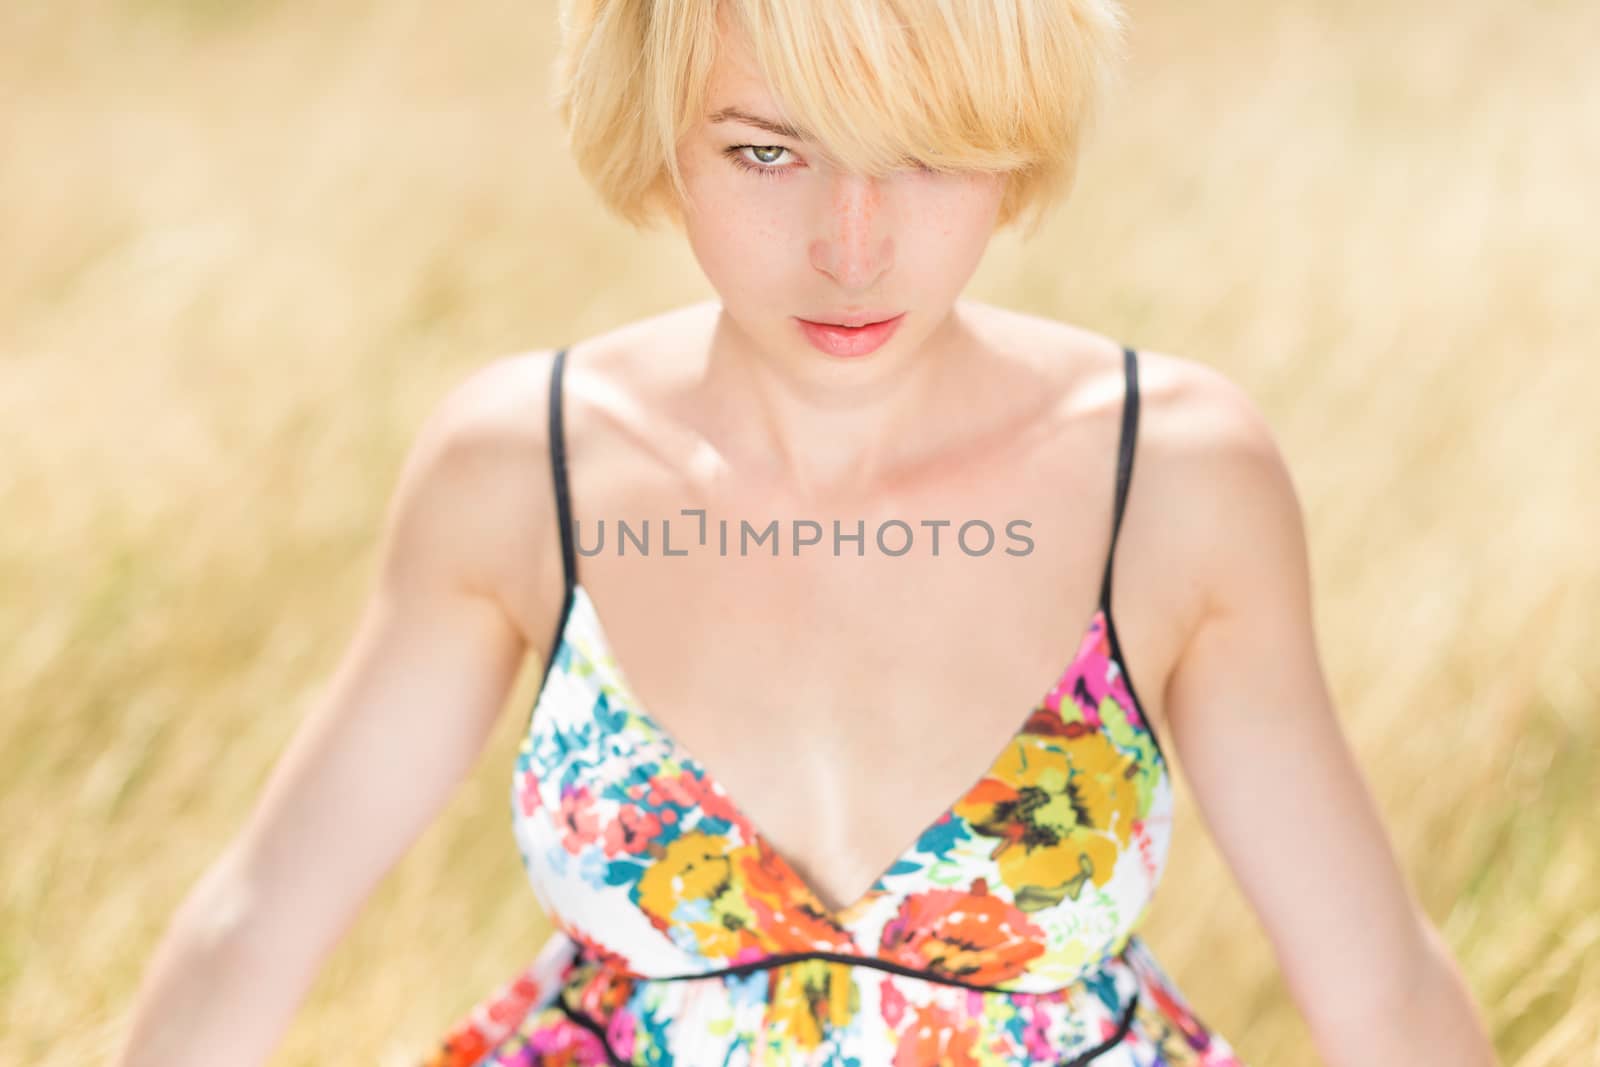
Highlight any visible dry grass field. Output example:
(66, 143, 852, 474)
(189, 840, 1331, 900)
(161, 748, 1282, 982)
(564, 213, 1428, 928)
(2, 0, 1595, 1064)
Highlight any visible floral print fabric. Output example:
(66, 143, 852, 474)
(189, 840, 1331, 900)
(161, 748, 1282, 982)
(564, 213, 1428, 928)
(420, 582, 1248, 1065)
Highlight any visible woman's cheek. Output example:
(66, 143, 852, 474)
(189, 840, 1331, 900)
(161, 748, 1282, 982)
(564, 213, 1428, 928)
(717, 188, 799, 265)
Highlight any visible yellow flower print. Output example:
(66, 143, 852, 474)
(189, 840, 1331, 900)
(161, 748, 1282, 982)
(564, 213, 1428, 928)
(638, 830, 733, 908)
(767, 958, 859, 1051)
(952, 730, 1139, 910)
(637, 831, 760, 955)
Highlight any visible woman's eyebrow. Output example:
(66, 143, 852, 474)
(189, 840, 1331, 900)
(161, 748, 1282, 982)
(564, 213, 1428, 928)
(706, 106, 812, 142)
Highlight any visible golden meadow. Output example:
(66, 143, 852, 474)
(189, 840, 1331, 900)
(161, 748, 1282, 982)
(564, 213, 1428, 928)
(1, 1, 1594, 1063)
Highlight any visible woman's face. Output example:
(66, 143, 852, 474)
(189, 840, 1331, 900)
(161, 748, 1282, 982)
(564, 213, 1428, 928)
(675, 24, 1007, 372)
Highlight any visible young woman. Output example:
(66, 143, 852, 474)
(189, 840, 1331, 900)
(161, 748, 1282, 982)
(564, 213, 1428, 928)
(113, 1, 1498, 1065)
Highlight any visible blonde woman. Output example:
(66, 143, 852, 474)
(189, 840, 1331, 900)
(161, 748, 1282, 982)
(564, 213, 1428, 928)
(113, 1, 1498, 1065)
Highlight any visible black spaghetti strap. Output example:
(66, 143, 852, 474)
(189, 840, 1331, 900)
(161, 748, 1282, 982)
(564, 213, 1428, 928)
(548, 346, 578, 598)
(1093, 345, 1166, 769)
(1097, 345, 1141, 611)
(529, 347, 579, 731)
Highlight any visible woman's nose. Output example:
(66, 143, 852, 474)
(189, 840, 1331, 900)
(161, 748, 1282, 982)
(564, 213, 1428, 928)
(810, 172, 895, 289)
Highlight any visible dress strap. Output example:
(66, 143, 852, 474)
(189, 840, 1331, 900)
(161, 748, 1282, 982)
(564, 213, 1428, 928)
(548, 345, 578, 603)
(1096, 345, 1141, 612)
(526, 347, 580, 734)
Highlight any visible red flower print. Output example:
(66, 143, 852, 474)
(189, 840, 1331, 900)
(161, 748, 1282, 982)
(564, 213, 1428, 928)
(878, 880, 1046, 985)
(739, 836, 856, 954)
(601, 804, 663, 857)
(892, 1002, 982, 1067)
(651, 767, 748, 829)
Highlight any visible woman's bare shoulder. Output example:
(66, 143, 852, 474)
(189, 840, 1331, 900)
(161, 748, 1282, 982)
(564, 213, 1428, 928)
(990, 318, 1297, 658)
(392, 348, 571, 650)
(1131, 346, 1305, 629)
(981, 307, 1288, 500)
(1136, 347, 1294, 518)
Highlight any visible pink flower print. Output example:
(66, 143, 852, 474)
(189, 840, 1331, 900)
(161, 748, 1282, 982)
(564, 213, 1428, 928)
(608, 1010, 637, 1060)
(1022, 998, 1056, 1059)
(517, 768, 542, 818)
(1067, 623, 1117, 723)
(554, 784, 604, 854)
(880, 974, 908, 1028)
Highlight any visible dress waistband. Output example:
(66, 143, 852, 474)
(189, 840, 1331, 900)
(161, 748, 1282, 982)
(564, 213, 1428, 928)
(554, 940, 1143, 1067)
(569, 938, 1142, 995)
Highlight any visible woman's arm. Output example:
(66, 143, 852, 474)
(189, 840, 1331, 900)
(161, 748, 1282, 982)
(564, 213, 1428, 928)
(1155, 362, 1498, 1066)
(109, 354, 556, 1067)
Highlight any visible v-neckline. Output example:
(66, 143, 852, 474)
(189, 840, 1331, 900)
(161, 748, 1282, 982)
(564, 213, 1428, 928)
(552, 579, 1152, 929)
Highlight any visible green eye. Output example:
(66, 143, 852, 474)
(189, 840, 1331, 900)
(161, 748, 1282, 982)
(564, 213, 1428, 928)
(724, 144, 797, 179)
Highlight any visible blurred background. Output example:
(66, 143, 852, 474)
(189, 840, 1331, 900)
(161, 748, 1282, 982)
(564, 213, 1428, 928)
(2, 0, 1595, 1063)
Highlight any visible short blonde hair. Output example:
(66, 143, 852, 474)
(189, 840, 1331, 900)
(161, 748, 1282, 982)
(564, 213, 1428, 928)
(552, 0, 1127, 238)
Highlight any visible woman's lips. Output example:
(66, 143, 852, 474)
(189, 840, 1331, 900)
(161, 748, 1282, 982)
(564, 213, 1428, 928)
(794, 312, 906, 358)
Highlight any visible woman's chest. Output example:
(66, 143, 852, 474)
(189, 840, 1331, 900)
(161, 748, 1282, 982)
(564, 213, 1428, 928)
(524, 511, 1173, 913)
